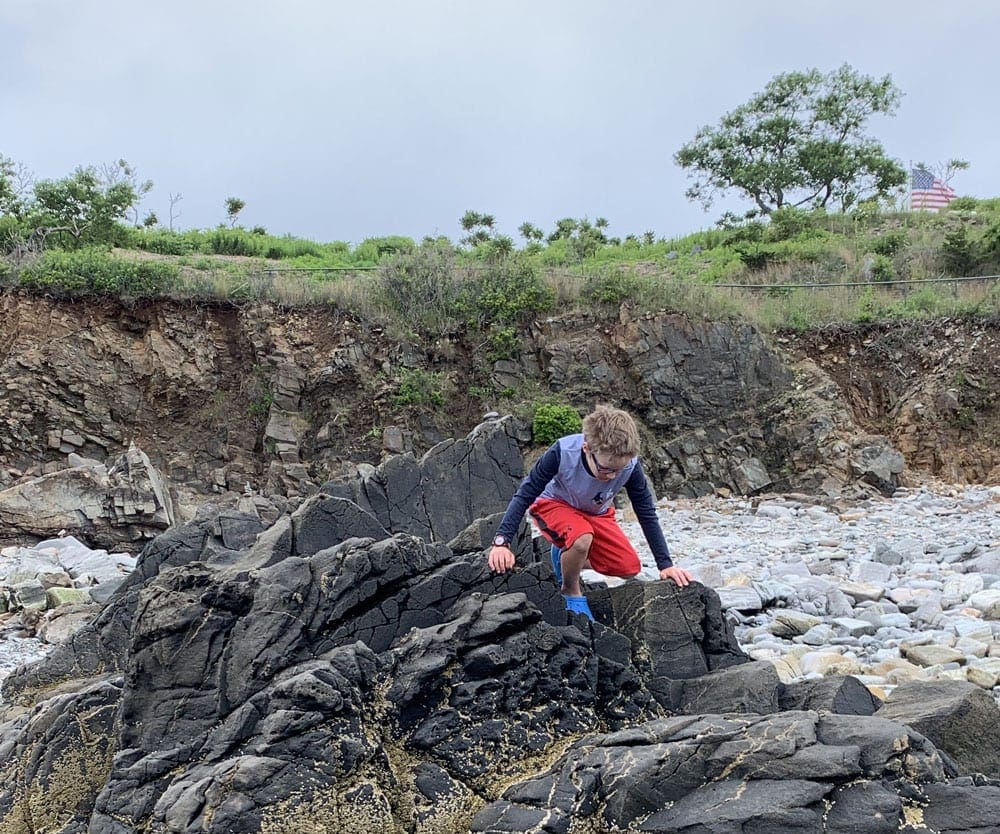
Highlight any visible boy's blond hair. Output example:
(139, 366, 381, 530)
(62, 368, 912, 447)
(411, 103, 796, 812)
(582, 404, 640, 459)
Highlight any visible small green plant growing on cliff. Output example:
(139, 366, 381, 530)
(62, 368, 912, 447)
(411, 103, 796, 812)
(395, 369, 445, 407)
(532, 404, 582, 445)
(243, 364, 274, 430)
(485, 326, 520, 361)
(247, 391, 274, 419)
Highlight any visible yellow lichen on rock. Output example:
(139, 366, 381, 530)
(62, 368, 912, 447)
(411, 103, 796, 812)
(0, 731, 114, 834)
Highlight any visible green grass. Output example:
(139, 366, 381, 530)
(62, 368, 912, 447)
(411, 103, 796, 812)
(3, 201, 1000, 330)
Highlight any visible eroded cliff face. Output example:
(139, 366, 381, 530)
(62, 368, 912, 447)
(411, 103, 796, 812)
(0, 291, 997, 527)
(782, 321, 1000, 484)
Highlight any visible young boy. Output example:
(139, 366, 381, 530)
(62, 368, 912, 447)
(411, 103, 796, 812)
(488, 404, 692, 619)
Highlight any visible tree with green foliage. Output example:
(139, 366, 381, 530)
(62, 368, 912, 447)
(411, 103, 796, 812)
(225, 197, 246, 227)
(675, 64, 907, 217)
(518, 221, 544, 243)
(486, 234, 515, 260)
(99, 159, 153, 226)
(30, 164, 142, 247)
(543, 216, 612, 260)
(0, 154, 31, 218)
(459, 210, 496, 248)
(547, 217, 578, 243)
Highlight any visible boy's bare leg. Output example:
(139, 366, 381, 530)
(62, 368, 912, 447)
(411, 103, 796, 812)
(559, 533, 593, 597)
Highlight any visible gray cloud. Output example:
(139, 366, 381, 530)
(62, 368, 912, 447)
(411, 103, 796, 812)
(3, 0, 996, 243)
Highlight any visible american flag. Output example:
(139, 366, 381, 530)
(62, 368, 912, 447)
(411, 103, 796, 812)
(911, 168, 956, 211)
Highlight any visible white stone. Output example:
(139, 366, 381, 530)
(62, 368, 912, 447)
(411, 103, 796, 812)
(903, 644, 965, 667)
(831, 617, 877, 637)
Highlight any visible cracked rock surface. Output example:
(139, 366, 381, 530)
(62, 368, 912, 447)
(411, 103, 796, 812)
(1, 425, 999, 833)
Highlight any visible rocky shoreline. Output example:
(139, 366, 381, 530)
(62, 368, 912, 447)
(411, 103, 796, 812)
(4, 483, 999, 707)
(628, 484, 1000, 706)
(2, 418, 999, 831)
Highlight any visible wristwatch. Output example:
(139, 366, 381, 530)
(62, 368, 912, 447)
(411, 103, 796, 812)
(493, 535, 510, 548)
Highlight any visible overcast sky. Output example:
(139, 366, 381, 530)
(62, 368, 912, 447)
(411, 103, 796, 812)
(3, 1, 997, 245)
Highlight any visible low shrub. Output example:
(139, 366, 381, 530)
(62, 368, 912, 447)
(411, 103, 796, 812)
(465, 256, 554, 326)
(941, 226, 977, 276)
(134, 228, 201, 256)
(394, 368, 445, 407)
(532, 403, 582, 446)
(16, 247, 179, 297)
(207, 228, 262, 257)
(375, 241, 463, 331)
(869, 230, 908, 257)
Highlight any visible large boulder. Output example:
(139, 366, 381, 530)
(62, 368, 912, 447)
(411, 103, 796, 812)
(3, 429, 999, 833)
(320, 415, 524, 543)
(877, 679, 1000, 778)
(472, 710, 953, 833)
(0, 442, 175, 550)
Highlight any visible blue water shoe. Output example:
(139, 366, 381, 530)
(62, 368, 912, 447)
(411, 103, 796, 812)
(562, 593, 595, 622)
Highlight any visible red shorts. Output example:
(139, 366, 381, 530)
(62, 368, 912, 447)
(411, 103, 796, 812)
(528, 497, 641, 577)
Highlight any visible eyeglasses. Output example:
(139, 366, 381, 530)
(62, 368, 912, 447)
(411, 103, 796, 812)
(588, 448, 624, 475)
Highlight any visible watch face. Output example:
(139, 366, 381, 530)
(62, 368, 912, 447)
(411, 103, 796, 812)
(493, 535, 507, 547)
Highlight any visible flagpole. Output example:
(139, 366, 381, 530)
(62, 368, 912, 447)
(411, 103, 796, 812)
(907, 159, 913, 213)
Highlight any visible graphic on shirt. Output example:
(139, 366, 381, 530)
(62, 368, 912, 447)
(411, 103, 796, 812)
(592, 490, 607, 505)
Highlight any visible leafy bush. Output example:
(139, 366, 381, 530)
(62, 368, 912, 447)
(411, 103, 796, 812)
(465, 257, 554, 326)
(869, 254, 894, 282)
(394, 369, 445, 407)
(720, 221, 765, 246)
(948, 196, 978, 212)
(375, 241, 463, 331)
(532, 404, 582, 445)
(0, 215, 30, 255)
(355, 236, 415, 264)
(941, 226, 977, 276)
(261, 235, 325, 260)
(135, 229, 201, 256)
(486, 326, 521, 360)
(584, 269, 643, 305)
(766, 207, 817, 241)
(979, 221, 1000, 272)
(207, 229, 262, 257)
(869, 230, 908, 257)
(734, 244, 776, 271)
(16, 248, 179, 296)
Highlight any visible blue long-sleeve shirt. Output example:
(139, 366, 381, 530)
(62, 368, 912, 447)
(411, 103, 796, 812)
(495, 439, 673, 569)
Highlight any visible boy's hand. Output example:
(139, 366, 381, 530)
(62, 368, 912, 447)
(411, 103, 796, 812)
(659, 566, 693, 586)
(488, 545, 516, 573)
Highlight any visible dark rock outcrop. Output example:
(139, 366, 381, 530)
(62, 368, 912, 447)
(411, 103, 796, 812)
(2, 424, 998, 833)
(877, 679, 1000, 778)
(471, 711, 956, 833)
(320, 415, 524, 543)
(780, 674, 883, 716)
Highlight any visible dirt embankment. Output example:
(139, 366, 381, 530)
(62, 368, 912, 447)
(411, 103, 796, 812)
(780, 318, 1000, 484)
(0, 292, 997, 509)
